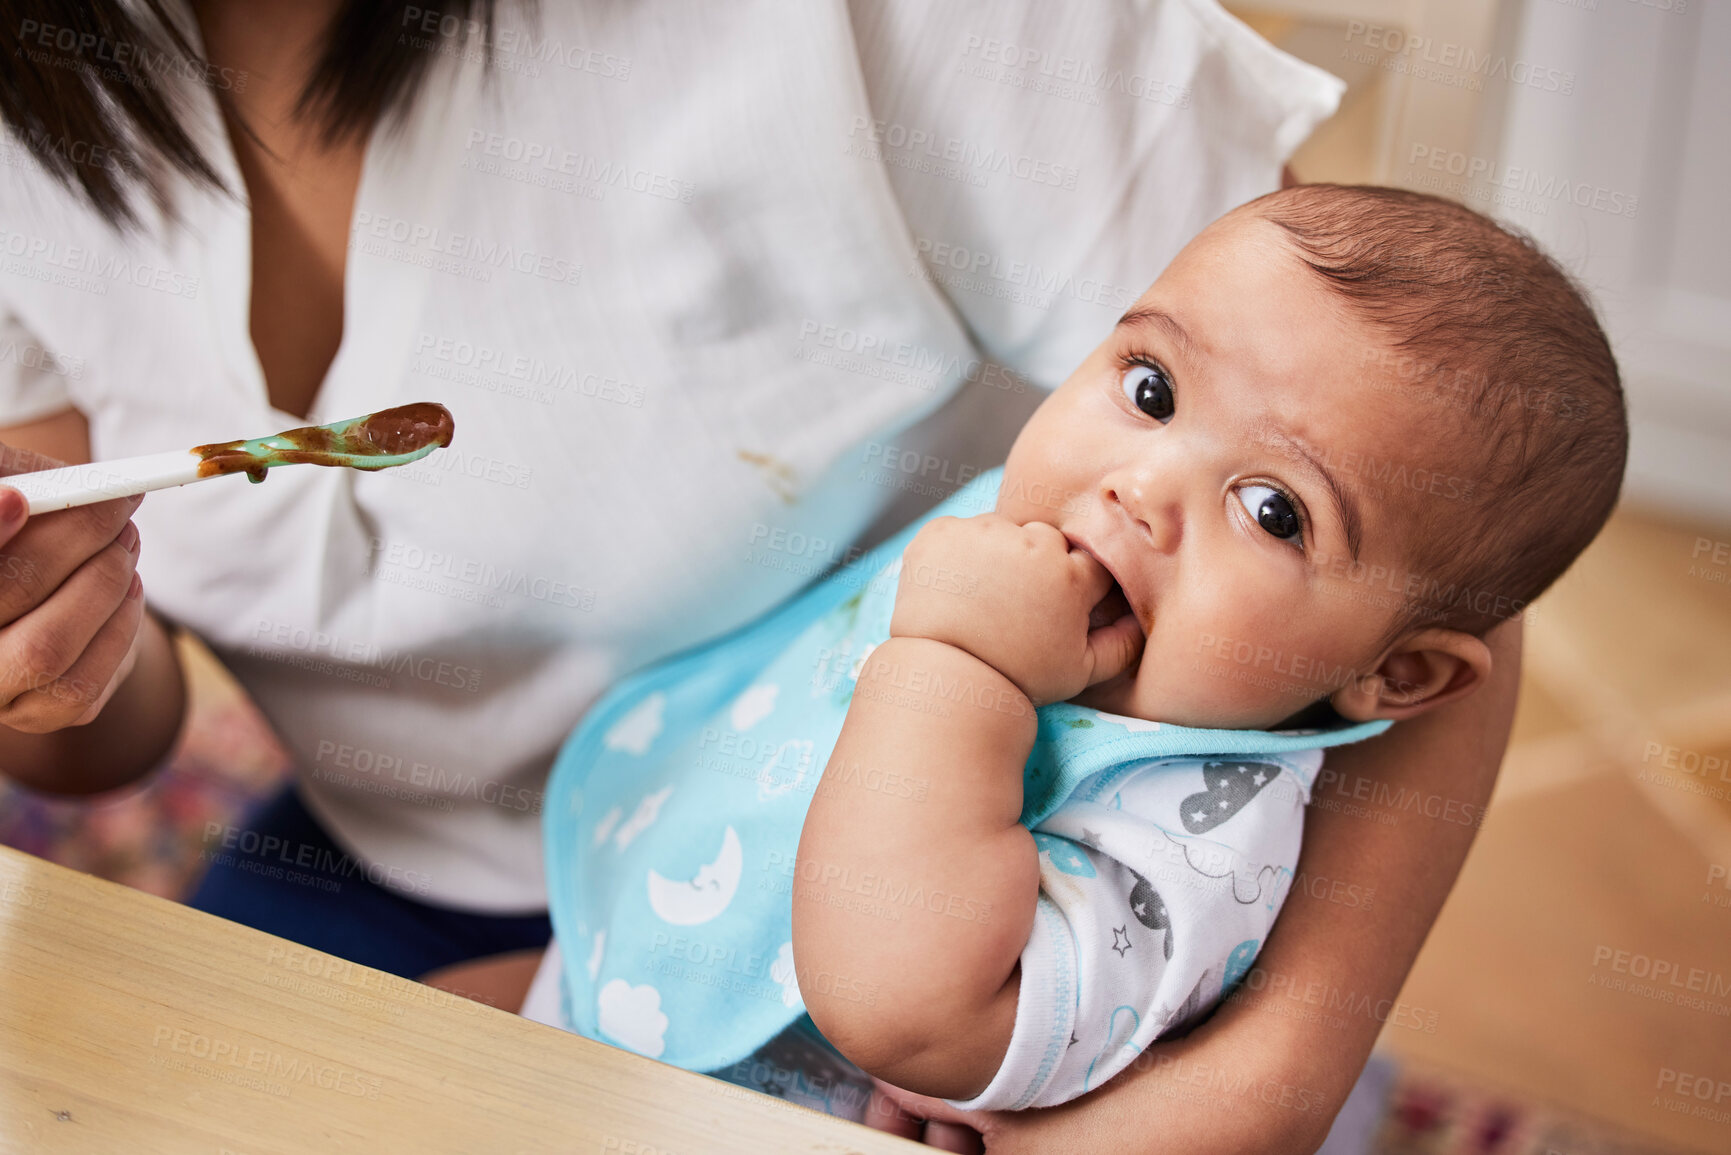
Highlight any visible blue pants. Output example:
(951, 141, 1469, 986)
(189, 784, 551, 980)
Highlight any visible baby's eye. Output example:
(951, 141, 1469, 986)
(1120, 362, 1174, 423)
(1237, 484, 1303, 546)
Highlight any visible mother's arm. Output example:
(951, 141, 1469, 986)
(874, 616, 1523, 1154)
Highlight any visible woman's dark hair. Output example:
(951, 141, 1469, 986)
(0, 0, 499, 228)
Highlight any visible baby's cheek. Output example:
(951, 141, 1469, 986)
(1133, 616, 1210, 701)
(1177, 587, 1279, 674)
(1184, 581, 1266, 655)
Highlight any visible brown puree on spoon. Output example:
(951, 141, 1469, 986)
(192, 403, 456, 482)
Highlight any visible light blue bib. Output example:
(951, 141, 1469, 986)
(543, 467, 1390, 1072)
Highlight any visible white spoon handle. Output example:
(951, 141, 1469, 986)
(1, 451, 208, 515)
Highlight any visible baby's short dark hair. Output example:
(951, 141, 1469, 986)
(1247, 183, 1627, 637)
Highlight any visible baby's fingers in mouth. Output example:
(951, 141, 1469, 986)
(1088, 578, 1137, 634)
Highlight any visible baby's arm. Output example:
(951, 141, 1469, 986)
(793, 514, 1142, 1101)
(795, 634, 1036, 1099)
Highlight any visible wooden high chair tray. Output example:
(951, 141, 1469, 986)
(0, 844, 918, 1153)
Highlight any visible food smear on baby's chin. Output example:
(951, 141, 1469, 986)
(192, 403, 456, 483)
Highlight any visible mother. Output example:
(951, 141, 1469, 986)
(0, 1, 1519, 1150)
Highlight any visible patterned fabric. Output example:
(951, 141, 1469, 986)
(541, 468, 1390, 1108)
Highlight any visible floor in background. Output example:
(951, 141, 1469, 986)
(1371, 1060, 1693, 1155)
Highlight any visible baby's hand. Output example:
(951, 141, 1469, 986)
(888, 514, 1144, 706)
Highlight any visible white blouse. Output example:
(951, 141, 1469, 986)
(0, 0, 1341, 910)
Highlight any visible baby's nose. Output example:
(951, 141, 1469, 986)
(1103, 477, 1182, 553)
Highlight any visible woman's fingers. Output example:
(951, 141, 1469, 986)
(863, 1084, 924, 1139)
(0, 449, 152, 736)
(922, 1120, 985, 1153)
(0, 489, 142, 626)
(0, 487, 25, 551)
(3, 580, 144, 733)
(867, 1079, 990, 1150)
(870, 1078, 976, 1126)
(0, 529, 142, 732)
(66, 584, 147, 726)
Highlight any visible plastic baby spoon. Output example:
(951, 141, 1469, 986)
(1, 402, 456, 515)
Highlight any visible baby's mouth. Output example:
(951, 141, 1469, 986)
(1089, 578, 1136, 633)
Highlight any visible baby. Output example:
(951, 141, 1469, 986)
(522, 185, 1626, 1119)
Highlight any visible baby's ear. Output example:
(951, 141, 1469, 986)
(1330, 628, 1492, 722)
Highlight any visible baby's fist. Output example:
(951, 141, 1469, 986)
(888, 514, 1143, 705)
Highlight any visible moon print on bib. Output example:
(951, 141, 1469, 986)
(646, 826, 743, 925)
(1179, 760, 1281, 835)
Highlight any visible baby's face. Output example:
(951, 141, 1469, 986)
(998, 210, 1449, 729)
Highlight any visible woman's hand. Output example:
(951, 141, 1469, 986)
(0, 441, 147, 733)
(861, 1006, 1334, 1155)
(863, 1002, 1339, 1155)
